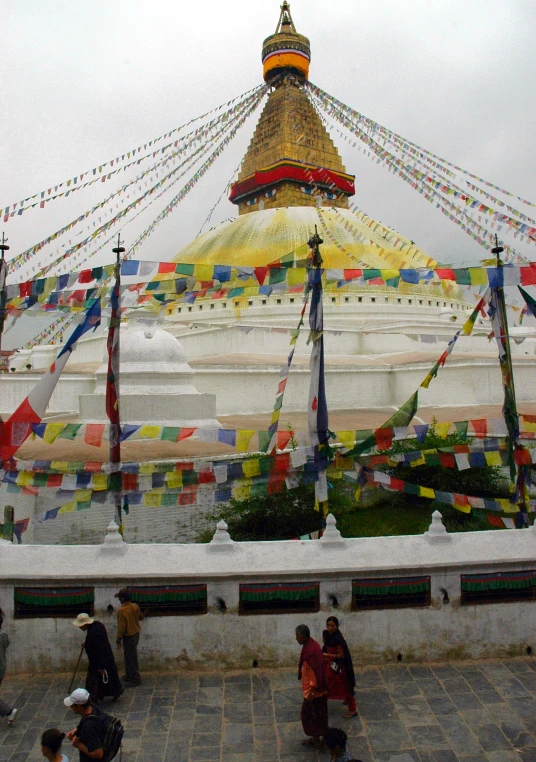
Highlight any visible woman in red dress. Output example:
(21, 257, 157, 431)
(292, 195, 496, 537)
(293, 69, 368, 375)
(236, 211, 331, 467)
(322, 616, 357, 719)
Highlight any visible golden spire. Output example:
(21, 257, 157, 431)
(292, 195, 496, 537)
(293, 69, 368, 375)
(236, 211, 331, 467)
(262, 2, 311, 83)
(228, 3, 355, 214)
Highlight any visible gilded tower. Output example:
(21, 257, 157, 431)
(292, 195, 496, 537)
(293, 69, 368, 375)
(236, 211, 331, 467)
(229, 2, 355, 215)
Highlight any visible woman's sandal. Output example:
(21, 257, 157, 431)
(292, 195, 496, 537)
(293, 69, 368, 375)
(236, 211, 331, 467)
(343, 711, 358, 719)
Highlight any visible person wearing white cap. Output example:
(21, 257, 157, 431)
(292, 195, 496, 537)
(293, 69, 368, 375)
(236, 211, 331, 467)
(64, 688, 104, 761)
(72, 614, 123, 703)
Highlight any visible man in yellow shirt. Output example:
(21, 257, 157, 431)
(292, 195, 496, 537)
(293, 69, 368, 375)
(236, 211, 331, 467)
(115, 589, 144, 687)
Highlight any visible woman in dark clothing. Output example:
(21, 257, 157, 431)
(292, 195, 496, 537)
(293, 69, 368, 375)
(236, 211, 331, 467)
(73, 613, 123, 702)
(322, 617, 357, 719)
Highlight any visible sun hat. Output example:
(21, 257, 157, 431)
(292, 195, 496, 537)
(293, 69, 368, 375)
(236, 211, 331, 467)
(64, 688, 90, 707)
(72, 613, 94, 628)
(114, 588, 130, 600)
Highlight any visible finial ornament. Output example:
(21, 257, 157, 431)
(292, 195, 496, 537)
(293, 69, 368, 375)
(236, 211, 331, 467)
(320, 513, 345, 547)
(308, 225, 324, 267)
(263, 1, 310, 83)
(425, 510, 451, 543)
(277, 2, 296, 33)
(101, 519, 128, 553)
(208, 519, 236, 551)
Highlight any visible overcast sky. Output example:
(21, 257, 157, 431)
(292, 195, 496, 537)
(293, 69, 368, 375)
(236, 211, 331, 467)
(1, 0, 535, 283)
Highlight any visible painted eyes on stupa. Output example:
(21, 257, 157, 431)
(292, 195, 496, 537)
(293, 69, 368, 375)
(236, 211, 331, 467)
(265, 189, 276, 198)
(246, 197, 259, 206)
(300, 186, 339, 200)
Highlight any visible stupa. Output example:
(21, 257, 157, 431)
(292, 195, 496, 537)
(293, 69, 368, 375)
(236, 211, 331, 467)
(172, 1, 459, 301)
(79, 309, 220, 428)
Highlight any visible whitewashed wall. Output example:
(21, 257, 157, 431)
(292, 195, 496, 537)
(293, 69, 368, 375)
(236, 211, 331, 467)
(1, 525, 536, 672)
(1, 357, 535, 417)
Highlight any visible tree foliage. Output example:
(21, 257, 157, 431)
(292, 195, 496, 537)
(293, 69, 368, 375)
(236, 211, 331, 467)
(203, 481, 355, 542)
(372, 419, 511, 532)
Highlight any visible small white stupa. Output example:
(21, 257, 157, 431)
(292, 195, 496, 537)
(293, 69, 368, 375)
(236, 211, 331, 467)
(79, 309, 220, 427)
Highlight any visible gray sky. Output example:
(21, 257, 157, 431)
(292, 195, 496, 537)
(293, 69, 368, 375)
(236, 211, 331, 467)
(1, 0, 536, 283)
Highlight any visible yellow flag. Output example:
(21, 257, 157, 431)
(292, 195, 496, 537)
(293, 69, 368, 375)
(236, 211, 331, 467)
(74, 489, 92, 503)
(44, 423, 65, 444)
(499, 498, 518, 514)
(50, 461, 69, 472)
(17, 471, 33, 486)
(242, 459, 261, 478)
(195, 264, 214, 282)
(435, 422, 450, 439)
(337, 431, 355, 449)
(92, 474, 108, 492)
(139, 425, 161, 439)
(484, 451, 502, 467)
(236, 430, 255, 452)
(143, 492, 162, 507)
(468, 268, 488, 286)
(287, 268, 305, 287)
(420, 486, 435, 499)
(166, 472, 183, 489)
(233, 485, 251, 501)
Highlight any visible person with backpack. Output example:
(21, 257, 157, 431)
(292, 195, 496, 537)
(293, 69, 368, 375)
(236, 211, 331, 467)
(65, 688, 123, 762)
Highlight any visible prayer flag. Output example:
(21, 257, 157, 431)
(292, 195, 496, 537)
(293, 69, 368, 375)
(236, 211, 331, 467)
(0, 300, 101, 459)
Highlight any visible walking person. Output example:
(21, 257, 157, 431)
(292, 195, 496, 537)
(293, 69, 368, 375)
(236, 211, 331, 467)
(322, 616, 357, 719)
(41, 728, 69, 762)
(295, 624, 328, 749)
(0, 615, 17, 725)
(72, 613, 123, 703)
(114, 588, 144, 687)
(65, 688, 105, 761)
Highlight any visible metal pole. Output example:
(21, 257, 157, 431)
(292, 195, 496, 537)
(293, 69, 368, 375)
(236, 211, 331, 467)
(0, 233, 10, 368)
(110, 235, 124, 529)
(492, 236, 517, 416)
(307, 225, 329, 524)
(492, 235, 523, 507)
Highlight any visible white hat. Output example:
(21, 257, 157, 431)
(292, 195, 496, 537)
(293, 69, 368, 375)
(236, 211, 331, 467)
(64, 688, 90, 707)
(72, 613, 94, 628)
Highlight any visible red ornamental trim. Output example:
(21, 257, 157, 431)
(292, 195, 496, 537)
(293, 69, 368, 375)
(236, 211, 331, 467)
(229, 160, 355, 202)
(16, 587, 93, 598)
(240, 583, 319, 594)
(128, 585, 206, 594)
(352, 577, 427, 589)
(461, 572, 536, 584)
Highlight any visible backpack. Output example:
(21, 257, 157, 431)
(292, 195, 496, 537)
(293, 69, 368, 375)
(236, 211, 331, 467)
(82, 710, 124, 762)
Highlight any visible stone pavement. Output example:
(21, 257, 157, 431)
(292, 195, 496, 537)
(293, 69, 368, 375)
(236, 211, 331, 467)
(2, 659, 536, 761)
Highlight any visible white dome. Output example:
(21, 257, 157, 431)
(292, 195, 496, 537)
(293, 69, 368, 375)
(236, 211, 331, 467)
(119, 322, 192, 375)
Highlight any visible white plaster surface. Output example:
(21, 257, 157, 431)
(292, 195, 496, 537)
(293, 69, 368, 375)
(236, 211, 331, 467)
(1, 528, 536, 670)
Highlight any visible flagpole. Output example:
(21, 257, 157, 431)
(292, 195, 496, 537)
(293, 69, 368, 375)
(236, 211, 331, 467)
(0, 233, 10, 368)
(110, 235, 124, 529)
(307, 225, 329, 522)
(491, 236, 524, 509)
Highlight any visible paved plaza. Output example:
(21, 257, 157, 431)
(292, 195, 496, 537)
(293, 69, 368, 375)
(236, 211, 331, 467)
(2, 659, 536, 761)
